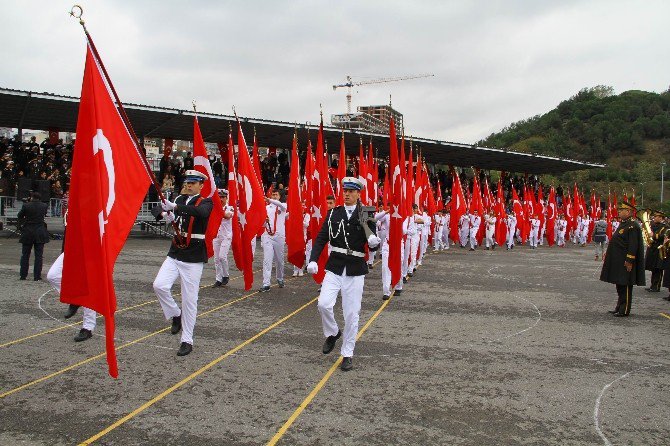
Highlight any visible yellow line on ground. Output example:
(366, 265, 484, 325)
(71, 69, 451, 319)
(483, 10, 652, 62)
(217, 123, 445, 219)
(0, 270, 256, 349)
(0, 273, 277, 399)
(659, 312, 670, 321)
(79, 295, 320, 446)
(267, 290, 394, 446)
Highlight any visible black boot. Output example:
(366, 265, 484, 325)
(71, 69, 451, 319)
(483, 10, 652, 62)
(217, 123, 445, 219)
(177, 342, 192, 356)
(171, 316, 182, 335)
(64, 304, 80, 319)
(74, 328, 92, 342)
(341, 357, 353, 371)
(322, 330, 342, 354)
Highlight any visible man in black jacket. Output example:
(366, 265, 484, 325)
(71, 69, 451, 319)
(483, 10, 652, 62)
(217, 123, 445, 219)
(17, 191, 50, 280)
(306, 177, 380, 371)
(600, 201, 645, 316)
(152, 170, 213, 356)
(644, 210, 667, 292)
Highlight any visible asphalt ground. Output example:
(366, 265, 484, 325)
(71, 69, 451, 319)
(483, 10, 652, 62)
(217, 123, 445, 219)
(0, 234, 669, 445)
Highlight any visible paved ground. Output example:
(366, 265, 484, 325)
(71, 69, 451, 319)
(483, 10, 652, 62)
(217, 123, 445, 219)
(0, 232, 669, 445)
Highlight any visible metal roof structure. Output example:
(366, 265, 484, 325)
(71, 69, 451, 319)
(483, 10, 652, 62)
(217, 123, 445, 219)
(0, 87, 604, 174)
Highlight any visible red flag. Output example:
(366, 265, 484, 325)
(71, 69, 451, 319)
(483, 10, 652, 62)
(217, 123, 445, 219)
(449, 170, 466, 242)
(226, 131, 244, 271)
(358, 140, 368, 205)
(286, 133, 306, 267)
(630, 191, 637, 218)
(494, 180, 507, 247)
(612, 191, 618, 218)
(236, 120, 266, 290)
(193, 117, 223, 259)
(252, 131, 262, 186)
(388, 116, 404, 288)
(546, 186, 557, 246)
(309, 117, 330, 284)
(61, 44, 151, 377)
(335, 135, 347, 206)
(606, 192, 613, 240)
(366, 140, 376, 206)
(512, 186, 524, 243)
(436, 180, 444, 211)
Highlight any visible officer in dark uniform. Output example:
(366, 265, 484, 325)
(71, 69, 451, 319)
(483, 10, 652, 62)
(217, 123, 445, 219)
(17, 191, 49, 280)
(152, 170, 213, 356)
(644, 210, 667, 292)
(307, 177, 380, 371)
(600, 201, 645, 316)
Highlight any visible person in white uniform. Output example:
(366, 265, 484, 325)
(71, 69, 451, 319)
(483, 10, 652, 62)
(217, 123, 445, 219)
(442, 210, 451, 249)
(260, 190, 287, 291)
(306, 177, 380, 371)
(556, 213, 568, 247)
(433, 210, 445, 251)
(212, 189, 235, 287)
(506, 210, 517, 250)
(468, 209, 481, 251)
(484, 210, 496, 250)
(529, 213, 541, 248)
(293, 206, 311, 277)
(419, 210, 431, 265)
(459, 210, 470, 248)
(152, 170, 214, 356)
(408, 204, 423, 274)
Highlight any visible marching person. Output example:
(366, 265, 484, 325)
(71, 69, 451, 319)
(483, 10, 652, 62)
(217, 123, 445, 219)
(212, 189, 235, 287)
(506, 210, 517, 250)
(419, 208, 431, 265)
(484, 210, 496, 250)
(408, 204, 423, 274)
(538, 200, 547, 246)
(468, 209, 481, 251)
(459, 208, 470, 248)
(645, 210, 667, 292)
(17, 191, 50, 281)
(529, 213, 540, 249)
(260, 190, 287, 292)
(306, 177, 380, 371)
(152, 170, 213, 356)
(376, 205, 406, 300)
(578, 213, 590, 246)
(600, 201, 645, 317)
(433, 209, 445, 251)
(402, 212, 416, 282)
(556, 213, 567, 247)
(293, 203, 311, 277)
(593, 214, 608, 261)
(441, 209, 451, 250)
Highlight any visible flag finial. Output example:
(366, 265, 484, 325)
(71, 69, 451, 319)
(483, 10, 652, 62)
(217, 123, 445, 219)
(192, 100, 197, 114)
(69, 4, 84, 25)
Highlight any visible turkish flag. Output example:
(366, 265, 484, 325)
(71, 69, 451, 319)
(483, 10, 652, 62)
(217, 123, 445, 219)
(193, 117, 223, 259)
(449, 170, 466, 243)
(358, 141, 368, 206)
(61, 44, 151, 378)
(546, 186, 557, 246)
(252, 132, 262, 185)
(606, 192, 613, 239)
(335, 135, 346, 206)
(494, 180, 507, 247)
(310, 118, 330, 284)
(226, 131, 244, 271)
(512, 186, 524, 243)
(388, 116, 403, 288)
(286, 134, 306, 267)
(236, 120, 266, 290)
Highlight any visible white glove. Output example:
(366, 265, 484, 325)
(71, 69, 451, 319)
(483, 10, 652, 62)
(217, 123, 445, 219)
(367, 234, 381, 248)
(162, 212, 175, 224)
(306, 261, 319, 274)
(161, 199, 177, 211)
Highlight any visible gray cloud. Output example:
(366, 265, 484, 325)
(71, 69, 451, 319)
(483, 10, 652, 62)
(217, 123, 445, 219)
(1, 0, 668, 146)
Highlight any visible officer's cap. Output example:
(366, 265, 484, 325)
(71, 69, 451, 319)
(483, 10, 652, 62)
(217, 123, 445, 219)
(652, 210, 665, 217)
(342, 176, 364, 191)
(218, 188, 228, 196)
(617, 200, 636, 212)
(183, 170, 207, 183)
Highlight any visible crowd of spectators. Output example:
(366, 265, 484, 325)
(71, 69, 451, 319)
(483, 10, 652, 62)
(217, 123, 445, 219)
(0, 134, 72, 215)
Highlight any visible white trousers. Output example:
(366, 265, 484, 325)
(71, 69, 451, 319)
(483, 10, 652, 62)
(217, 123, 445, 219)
(529, 229, 539, 247)
(409, 234, 420, 271)
(213, 235, 232, 281)
(469, 228, 478, 249)
(442, 228, 450, 249)
(419, 232, 429, 262)
(401, 237, 411, 278)
(485, 229, 495, 248)
(433, 227, 443, 250)
(539, 226, 545, 245)
(381, 241, 403, 295)
(47, 252, 97, 331)
(507, 225, 516, 248)
(153, 257, 204, 345)
(262, 233, 285, 286)
(317, 270, 364, 357)
(557, 231, 566, 246)
(459, 227, 469, 246)
(294, 239, 312, 273)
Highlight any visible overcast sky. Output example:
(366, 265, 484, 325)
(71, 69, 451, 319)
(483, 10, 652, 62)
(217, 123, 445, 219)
(2, 0, 669, 144)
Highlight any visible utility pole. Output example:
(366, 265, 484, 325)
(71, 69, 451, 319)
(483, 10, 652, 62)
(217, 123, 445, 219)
(661, 161, 666, 203)
(640, 182, 645, 207)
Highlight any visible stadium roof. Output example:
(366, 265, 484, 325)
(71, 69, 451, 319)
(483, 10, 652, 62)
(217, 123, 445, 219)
(0, 87, 604, 174)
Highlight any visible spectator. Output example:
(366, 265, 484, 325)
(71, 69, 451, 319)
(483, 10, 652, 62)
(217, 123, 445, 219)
(17, 191, 50, 281)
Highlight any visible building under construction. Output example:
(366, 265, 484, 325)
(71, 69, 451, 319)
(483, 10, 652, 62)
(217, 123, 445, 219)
(331, 104, 403, 135)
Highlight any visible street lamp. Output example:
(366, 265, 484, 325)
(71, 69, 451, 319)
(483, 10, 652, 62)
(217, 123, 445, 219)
(662, 161, 666, 203)
(640, 182, 645, 207)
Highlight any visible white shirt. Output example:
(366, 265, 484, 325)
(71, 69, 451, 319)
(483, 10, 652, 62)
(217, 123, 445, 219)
(217, 204, 235, 238)
(469, 215, 481, 230)
(265, 199, 287, 236)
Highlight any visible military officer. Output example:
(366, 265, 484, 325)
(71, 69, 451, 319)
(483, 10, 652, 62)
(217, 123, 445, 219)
(600, 201, 645, 317)
(644, 210, 667, 292)
(153, 170, 213, 356)
(306, 177, 380, 371)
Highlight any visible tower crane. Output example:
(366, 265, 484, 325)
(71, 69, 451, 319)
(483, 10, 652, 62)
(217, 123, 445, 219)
(332, 73, 434, 114)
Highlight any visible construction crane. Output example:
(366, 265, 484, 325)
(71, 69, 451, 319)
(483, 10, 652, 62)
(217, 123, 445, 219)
(332, 73, 434, 114)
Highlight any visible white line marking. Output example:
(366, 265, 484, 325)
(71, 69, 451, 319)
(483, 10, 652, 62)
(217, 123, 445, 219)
(593, 364, 663, 445)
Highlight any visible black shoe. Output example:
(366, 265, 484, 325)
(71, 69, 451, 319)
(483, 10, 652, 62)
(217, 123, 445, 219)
(341, 357, 353, 371)
(74, 328, 92, 342)
(408, 272, 413, 278)
(403, 277, 408, 283)
(19, 277, 26, 281)
(322, 330, 342, 354)
(369, 264, 374, 270)
(664, 296, 670, 301)
(177, 342, 192, 356)
(607, 310, 617, 314)
(212, 280, 222, 288)
(259, 286, 271, 293)
(613, 312, 627, 317)
(64, 304, 80, 319)
(221, 277, 229, 285)
(34, 277, 42, 281)
(413, 268, 417, 273)
(278, 280, 285, 288)
(171, 316, 182, 335)
(394, 289, 402, 296)
(469, 248, 475, 251)
(492, 245, 496, 250)
(486, 247, 490, 250)
(382, 294, 390, 301)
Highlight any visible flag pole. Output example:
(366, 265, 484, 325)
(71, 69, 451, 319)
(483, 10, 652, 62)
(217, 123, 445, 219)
(70, 5, 185, 240)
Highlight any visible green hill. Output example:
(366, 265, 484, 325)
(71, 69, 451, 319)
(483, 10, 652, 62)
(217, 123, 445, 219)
(478, 85, 670, 209)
